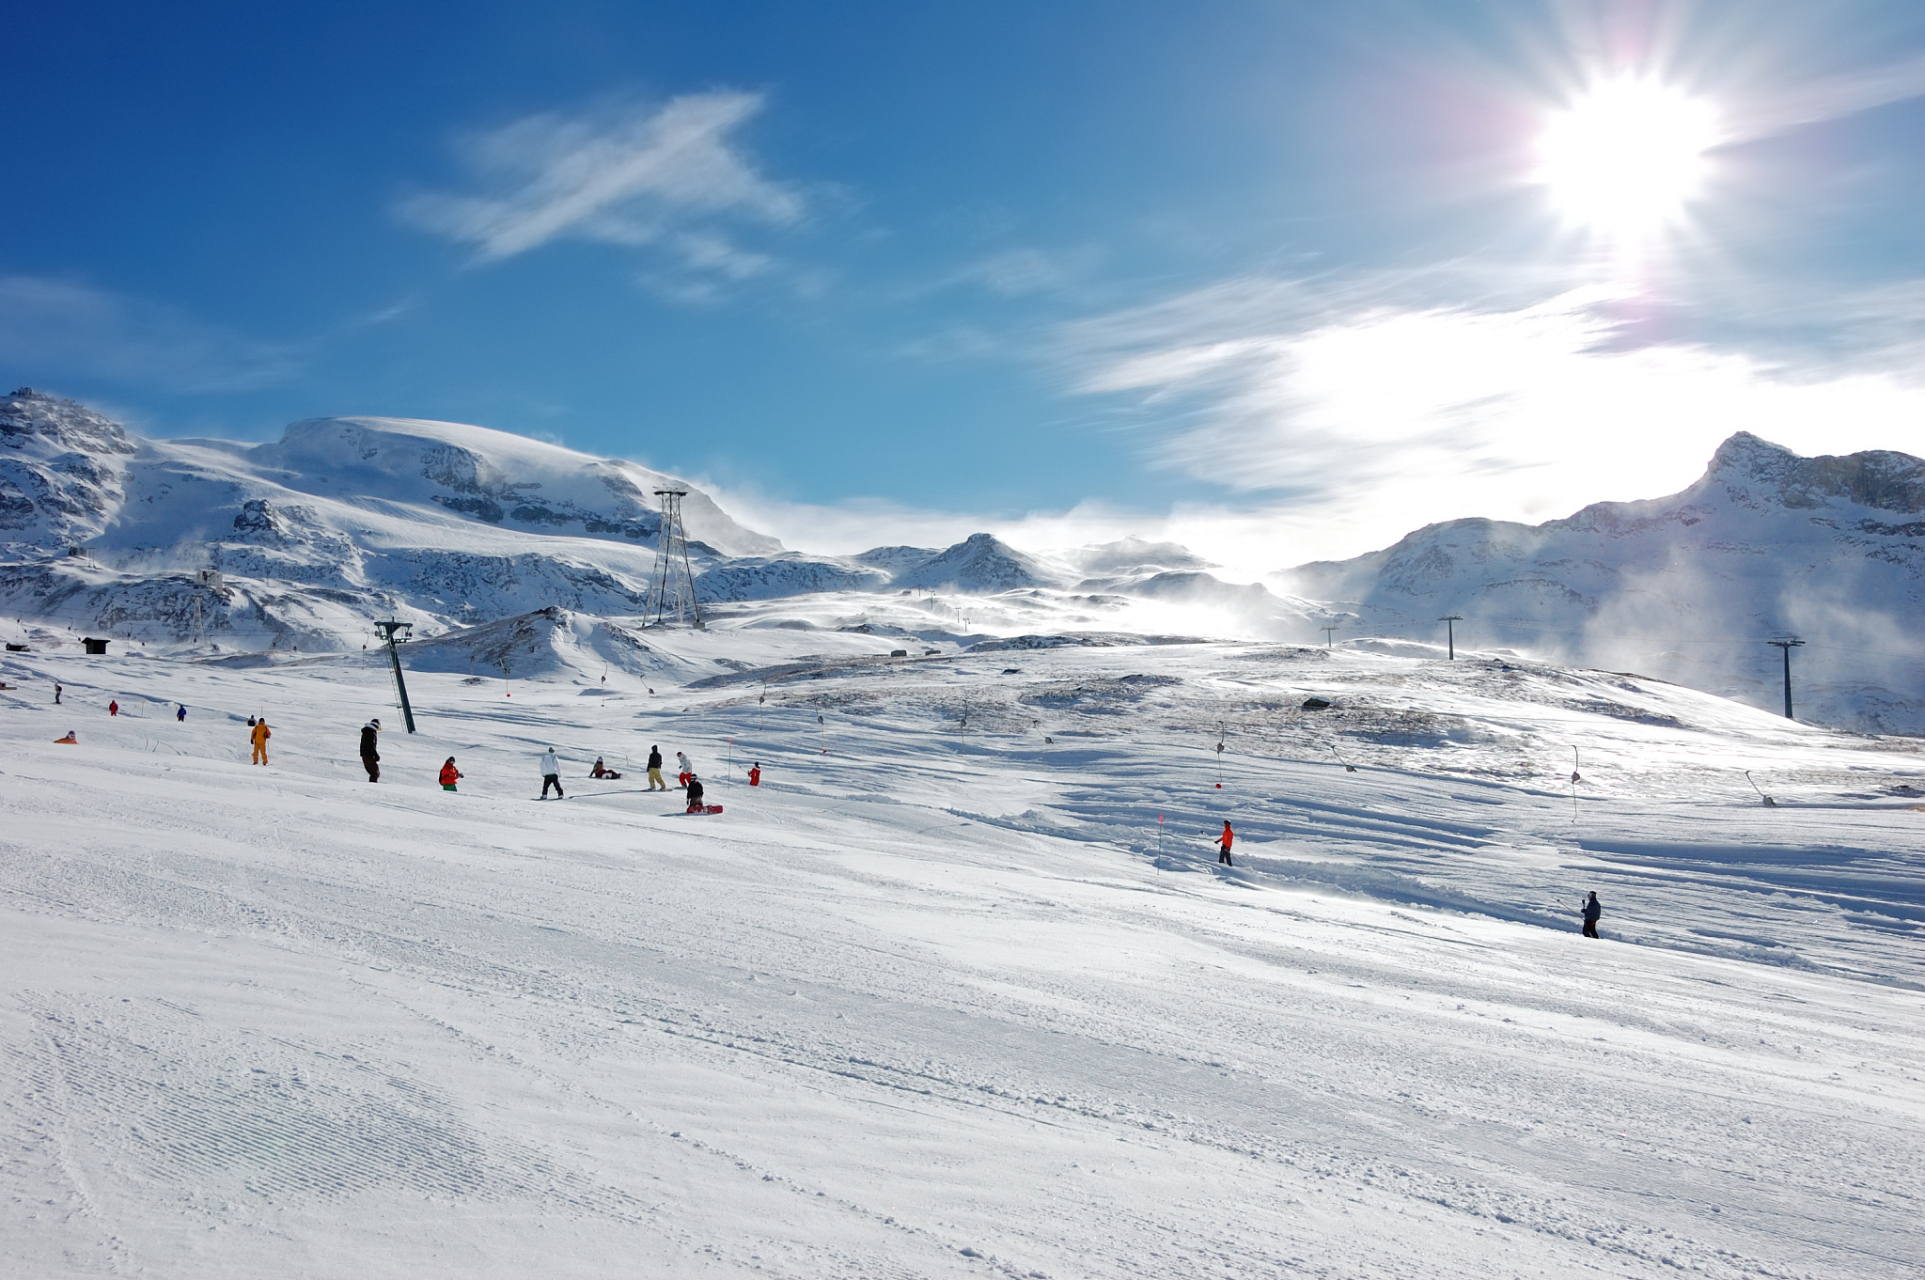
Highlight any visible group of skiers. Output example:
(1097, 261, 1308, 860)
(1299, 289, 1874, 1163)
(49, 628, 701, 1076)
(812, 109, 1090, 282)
(347, 725, 744, 813)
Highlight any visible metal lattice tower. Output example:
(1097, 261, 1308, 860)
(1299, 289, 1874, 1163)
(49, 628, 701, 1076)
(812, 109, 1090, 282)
(647, 489, 704, 629)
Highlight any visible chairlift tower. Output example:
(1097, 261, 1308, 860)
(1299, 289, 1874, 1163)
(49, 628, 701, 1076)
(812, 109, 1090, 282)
(1767, 637, 1805, 719)
(374, 619, 418, 733)
(647, 489, 705, 629)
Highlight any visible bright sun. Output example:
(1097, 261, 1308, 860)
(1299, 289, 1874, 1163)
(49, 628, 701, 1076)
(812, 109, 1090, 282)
(1535, 77, 1720, 235)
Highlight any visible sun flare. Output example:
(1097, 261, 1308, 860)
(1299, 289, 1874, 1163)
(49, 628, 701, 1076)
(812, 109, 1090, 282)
(1535, 77, 1720, 236)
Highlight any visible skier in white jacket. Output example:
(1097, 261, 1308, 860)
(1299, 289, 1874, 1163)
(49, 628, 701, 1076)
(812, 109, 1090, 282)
(539, 748, 564, 799)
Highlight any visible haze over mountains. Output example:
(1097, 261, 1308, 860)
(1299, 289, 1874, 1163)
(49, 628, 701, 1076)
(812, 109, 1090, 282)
(4, 386, 1922, 731)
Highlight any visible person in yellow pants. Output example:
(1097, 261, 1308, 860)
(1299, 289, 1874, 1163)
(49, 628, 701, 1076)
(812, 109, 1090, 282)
(251, 718, 271, 765)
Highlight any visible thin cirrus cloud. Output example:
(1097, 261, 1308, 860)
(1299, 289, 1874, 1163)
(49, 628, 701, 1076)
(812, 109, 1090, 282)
(1059, 275, 1925, 564)
(397, 91, 803, 275)
(0, 275, 305, 394)
(1722, 50, 1925, 143)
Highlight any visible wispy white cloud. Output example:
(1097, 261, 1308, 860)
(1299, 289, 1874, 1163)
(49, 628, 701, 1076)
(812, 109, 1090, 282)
(1726, 51, 1925, 142)
(398, 92, 802, 268)
(0, 275, 303, 393)
(1060, 275, 1925, 563)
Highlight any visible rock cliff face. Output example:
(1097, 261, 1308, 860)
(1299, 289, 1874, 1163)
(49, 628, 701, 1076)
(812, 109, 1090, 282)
(0, 389, 136, 548)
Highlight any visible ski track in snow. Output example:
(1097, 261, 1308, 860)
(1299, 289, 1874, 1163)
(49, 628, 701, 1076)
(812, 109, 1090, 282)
(2, 638, 1923, 1278)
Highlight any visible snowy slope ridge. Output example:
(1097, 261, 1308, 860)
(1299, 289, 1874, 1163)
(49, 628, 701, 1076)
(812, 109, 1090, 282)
(3, 627, 1922, 1277)
(1286, 431, 1925, 733)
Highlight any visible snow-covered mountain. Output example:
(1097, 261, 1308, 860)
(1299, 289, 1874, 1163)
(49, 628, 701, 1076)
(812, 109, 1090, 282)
(1283, 432, 1925, 732)
(0, 388, 1291, 650)
(7, 387, 1925, 731)
(0, 390, 788, 650)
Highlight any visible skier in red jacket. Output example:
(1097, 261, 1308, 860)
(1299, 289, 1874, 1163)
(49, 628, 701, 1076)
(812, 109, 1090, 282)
(1217, 821, 1234, 866)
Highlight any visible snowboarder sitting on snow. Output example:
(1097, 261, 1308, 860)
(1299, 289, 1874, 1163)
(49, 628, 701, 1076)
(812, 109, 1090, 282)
(540, 748, 564, 799)
(1582, 891, 1602, 939)
(646, 746, 665, 790)
(590, 757, 621, 779)
(748, 762, 761, 787)
(251, 717, 271, 765)
(685, 774, 706, 812)
(1217, 820, 1234, 867)
(440, 757, 463, 792)
(360, 719, 381, 782)
(676, 750, 692, 788)
(54, 730, 77, 744)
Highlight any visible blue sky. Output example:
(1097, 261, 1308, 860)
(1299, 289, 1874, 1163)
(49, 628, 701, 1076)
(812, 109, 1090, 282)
(6, 1, 1925, 566)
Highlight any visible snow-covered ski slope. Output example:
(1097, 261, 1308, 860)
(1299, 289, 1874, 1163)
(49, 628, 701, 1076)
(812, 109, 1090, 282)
(4, 625, 1921, 1278)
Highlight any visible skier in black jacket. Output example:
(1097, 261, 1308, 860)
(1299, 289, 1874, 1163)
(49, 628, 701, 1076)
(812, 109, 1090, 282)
(685, 774, 706, 812)
(646, 746, 665, 791)
(1582, 891, 1602, 938)
(360, 719, 381, 782)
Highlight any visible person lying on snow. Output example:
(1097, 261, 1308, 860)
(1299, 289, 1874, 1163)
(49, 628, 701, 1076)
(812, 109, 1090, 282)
(590, 757, 622, 779)
(685, 774, 706, 812)
(440, 758, 463, 792)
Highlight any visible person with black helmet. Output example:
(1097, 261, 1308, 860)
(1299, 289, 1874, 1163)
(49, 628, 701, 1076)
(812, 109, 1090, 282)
(360, 718, 381, 782)
(1582, 891, 1603, 938)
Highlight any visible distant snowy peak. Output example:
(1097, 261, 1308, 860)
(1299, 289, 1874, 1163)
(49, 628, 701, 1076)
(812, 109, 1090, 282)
(1069, 536, 1214, 578)
(1298, 432, 1925, 590)
(255, 416, 782, 558)
(1698, 429, 1925, 515)
(1278, 431, 1925, 733)
(852, 545, 942, 575)
(893, 533, 1057, 592)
